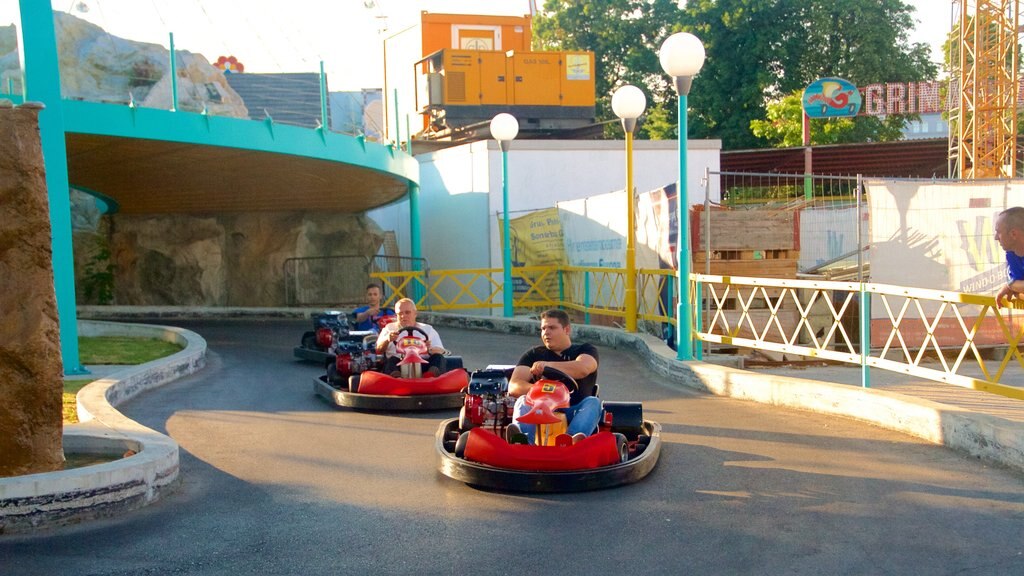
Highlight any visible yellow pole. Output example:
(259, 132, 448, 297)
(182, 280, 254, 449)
(625, 130, 637, 332)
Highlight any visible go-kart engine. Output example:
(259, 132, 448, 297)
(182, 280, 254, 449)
(465, 369, 516, 429)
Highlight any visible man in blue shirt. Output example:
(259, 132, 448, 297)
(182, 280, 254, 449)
(995, 207, 1024, 307)
(352, 283, 394, 331)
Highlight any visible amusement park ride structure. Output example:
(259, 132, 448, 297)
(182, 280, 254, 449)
(948, 0, 1021, 178)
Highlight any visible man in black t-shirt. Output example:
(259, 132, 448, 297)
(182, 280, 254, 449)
(508, 309, 600, 444)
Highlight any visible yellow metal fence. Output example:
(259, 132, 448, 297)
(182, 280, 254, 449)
(372, 266, 1024, 401)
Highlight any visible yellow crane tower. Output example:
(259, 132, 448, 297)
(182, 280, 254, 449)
(948, 0, 1020, 178)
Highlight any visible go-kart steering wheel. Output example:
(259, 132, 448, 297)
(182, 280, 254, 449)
(394, 326, 430, 356)
(535, 365, 579, 393)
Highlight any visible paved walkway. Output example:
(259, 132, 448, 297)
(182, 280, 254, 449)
(747, 361, 1024, 423)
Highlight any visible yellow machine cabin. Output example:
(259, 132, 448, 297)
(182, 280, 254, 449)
(383, 12, 596, 143)
(417, 48, 596, 139)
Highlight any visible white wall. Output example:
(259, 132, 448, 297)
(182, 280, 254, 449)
(368, 138, 721, 295)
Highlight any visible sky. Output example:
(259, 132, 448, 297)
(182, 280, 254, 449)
(2, 0, 951, 92)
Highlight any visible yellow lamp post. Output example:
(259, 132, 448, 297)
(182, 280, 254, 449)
(611, 85, 647, 333)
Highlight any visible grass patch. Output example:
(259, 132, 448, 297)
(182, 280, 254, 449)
(63, 379, 91, 424)
(63, 336, 185, 424)
(79, 336, 183, 365)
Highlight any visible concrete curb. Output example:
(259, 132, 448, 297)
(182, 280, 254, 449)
(421, 311, 1024, 474)
(0, 320, 206, 534)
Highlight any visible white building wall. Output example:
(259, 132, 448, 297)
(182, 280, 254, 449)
(368, 138, 721, 292)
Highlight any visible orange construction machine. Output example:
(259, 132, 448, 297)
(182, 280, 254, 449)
(383, 12, 597, 143)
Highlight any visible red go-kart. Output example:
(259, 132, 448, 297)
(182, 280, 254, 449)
(436, 366, 661, 492)
(314, 326, 468, 411)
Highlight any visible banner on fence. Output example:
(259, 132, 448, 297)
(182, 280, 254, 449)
(557, 187, 675, 270)
(799, 205, 868, 271)
(497, 207, 566, 297)
(866, 179, 1024, 345)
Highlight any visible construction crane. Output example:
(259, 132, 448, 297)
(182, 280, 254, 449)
(948, 0, 1021, 178)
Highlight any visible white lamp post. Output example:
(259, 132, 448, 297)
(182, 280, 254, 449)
(611, 85, 647, 333)
(659, 32, 705, 360)
(490, 113, 519, 317)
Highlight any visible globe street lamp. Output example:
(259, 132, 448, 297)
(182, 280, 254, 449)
(490, 113, 519, 317)
(611, 85, 647, 333)
(659, 32, 705, 361)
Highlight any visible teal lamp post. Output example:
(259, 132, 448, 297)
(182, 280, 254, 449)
(611, 85, 647, 333)
(490, 113, 519, 317)
(659, 32, 705, 361)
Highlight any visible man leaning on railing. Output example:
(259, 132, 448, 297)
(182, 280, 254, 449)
(994, 207, 1024, 307)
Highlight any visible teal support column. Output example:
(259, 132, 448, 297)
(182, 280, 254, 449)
(584, 273, 591, 325)
(500, 149, 513, 317)
(694, 279, 702, 360)
(169, 33, 178, 111)
(860, 286, 871, 389)
(18, 2, 86, 375)
(393, 89, 400, 146)
(409, 181, 424, 303)
(676, 91, 693, 360)
(318, 61, 328, 130)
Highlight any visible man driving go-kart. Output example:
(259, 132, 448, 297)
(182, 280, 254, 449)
(375, 298, 447, 378)
(507, 309, 600, 445)
(351, 283, 395, 332)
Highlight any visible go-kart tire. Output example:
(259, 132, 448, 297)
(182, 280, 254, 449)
(442, 430, 460, 453)
(348, 374, 360, 393)
(301, 332, 316, 349)
(454, 431, 470, 458)
(613, 433, 629, 463)
(326, 364, 342, 387)
(635, 434, 652, 456)
(458, 406, 474, 431)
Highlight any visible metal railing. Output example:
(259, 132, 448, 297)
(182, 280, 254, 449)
(693, 273, 1024, 401)
(370, 264, 1024, 400)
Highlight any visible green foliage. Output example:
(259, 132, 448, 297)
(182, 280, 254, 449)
(534, 0, 683, 139)
(82, 239, 114, 305)
(534, 0, 937, 148)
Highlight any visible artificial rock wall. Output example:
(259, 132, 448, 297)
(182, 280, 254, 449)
(0, 102, 64, 476)
(74, 211, 385, 306)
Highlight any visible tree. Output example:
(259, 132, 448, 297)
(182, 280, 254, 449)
(684, 0, 936, 148)
(535, 0, 937, 148)
(751, 91, 907, 147)
(533, 0, 683, 138)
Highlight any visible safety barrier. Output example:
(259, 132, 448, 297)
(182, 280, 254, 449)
(693, 273, 1024, 401)
(371, 265, 1024, 401)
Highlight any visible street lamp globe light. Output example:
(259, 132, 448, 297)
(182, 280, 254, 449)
(659, 31, 705, 361)
(490, 112, 519, 150)
(490, 113, 519, 317)
(611, 84, 646, 133)
(659, 32, 706, 82)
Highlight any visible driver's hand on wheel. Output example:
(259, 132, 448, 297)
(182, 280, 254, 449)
(530, 361, 548, 377)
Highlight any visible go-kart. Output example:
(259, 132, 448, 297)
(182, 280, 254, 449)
(293, 309, 394, 363)
(435, 366, 661, 492)
(314, 326, 468, 410)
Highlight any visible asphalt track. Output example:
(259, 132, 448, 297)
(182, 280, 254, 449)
(3, 318, 1024, 575)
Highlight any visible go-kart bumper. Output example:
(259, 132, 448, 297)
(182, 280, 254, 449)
(434, 418, 662, 493)
(293, 345, 333, 364)
(313, 375, 464, 411)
